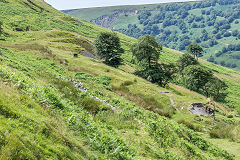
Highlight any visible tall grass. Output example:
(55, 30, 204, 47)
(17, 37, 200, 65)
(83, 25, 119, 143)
(112, 81, 175, 118)
(210, 122, 240, 142)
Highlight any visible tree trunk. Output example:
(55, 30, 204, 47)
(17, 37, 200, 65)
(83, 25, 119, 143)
(148, 57, 151, 68)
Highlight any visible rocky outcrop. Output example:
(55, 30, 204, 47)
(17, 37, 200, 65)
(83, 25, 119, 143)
(90, 9, 140, 29)
(189, 103, 215, 116)
(90, 8, 158, 29)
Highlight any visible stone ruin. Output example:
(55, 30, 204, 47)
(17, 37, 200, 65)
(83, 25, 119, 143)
(189, 103, 215, 116)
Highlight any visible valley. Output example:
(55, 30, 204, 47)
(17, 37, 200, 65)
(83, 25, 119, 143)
(65, 0, 240, 71)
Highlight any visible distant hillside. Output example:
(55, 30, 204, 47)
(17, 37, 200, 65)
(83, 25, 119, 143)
(0, 0, 240, 159)
(64, 0, 240, 71)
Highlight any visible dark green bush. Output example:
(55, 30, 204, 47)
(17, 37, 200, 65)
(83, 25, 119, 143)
(80, 96, 102, 115)
(209, 123, 239, 142)
(178, 119, 202, 132)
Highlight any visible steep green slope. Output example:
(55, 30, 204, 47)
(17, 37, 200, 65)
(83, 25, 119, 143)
(0, 0, 240, 159)
(64, 0, 240, 71)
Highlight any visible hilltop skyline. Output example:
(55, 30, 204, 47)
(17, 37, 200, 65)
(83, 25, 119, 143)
(45, 0, 200, 10)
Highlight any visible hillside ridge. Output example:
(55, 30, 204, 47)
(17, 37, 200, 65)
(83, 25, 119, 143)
(65, 0, 240, 71)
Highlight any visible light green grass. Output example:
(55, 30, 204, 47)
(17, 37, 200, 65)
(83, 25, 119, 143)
(0, 0, 239, 159)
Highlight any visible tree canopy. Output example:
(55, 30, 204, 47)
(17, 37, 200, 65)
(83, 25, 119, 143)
(177, 53, 199, 73)
(132, 35, 176, 87)
(203, 77, 228, 102)
(131, 35, 162, 69)
(95, 32, 124, 67)
(186, 43, 203, 60)
(183, 65, 213, 92)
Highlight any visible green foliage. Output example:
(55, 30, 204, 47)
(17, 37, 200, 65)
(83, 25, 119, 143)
(95, 32, 124, 66)
(238, 109, 240, 116)
(69, 0, 240, 70)
(177, 53, 199, 73)
(112, 84, 175, 118)
(131, 35, 162, 69)
(186, 43, 203, 60)
(0, 0, 238, 159)
(178, 60, 228, 101)
(178, 119, 202, 132)
(136, 63, 176, 87)
(120, 80, 134, 87)
(210, 122, 240, 142)
(75, 72, 111, 89)
(80, 96, 104, 115)
(131, 35, 175, 87)
(203, 77, 228, 102)
(183, 65, 213, 92)
(0, 65, 136, 160)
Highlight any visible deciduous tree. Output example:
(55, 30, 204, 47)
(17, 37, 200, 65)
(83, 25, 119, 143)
(186, 43, 203, 60)
(95, 32, 124, 67)
(177, 53, 199, 74)
(203, 77, 228, 102)
(131, 35, 162, 69)
(183, 65, 213, 92)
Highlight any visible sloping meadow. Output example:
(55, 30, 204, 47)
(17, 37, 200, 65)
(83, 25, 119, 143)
(0, 0, 239, 159)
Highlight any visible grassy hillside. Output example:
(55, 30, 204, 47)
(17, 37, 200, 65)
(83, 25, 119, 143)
(0, 0, 240, 159)
(65, 0, 240, 71)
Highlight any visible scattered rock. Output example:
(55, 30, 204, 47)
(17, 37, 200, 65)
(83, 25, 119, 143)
(189, 103, 214, 116)
(58, 77, 116, 110)
(15, 28, 23, 31)
(75, 20, 83, 24)
(181, 106, 185, 110)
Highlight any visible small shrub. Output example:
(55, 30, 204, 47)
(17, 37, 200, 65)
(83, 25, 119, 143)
(210, 127, 231, 139)
(120, 80, 134, 87)
(52, 79, 79, 102)
(105, 69, 110, 72)
(178, 119, 202, 132)
(227, 115, 233, 118)
(210, 123, 240, 142)
(80, 96, 102, 115)
(237, 109, 240, 116)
